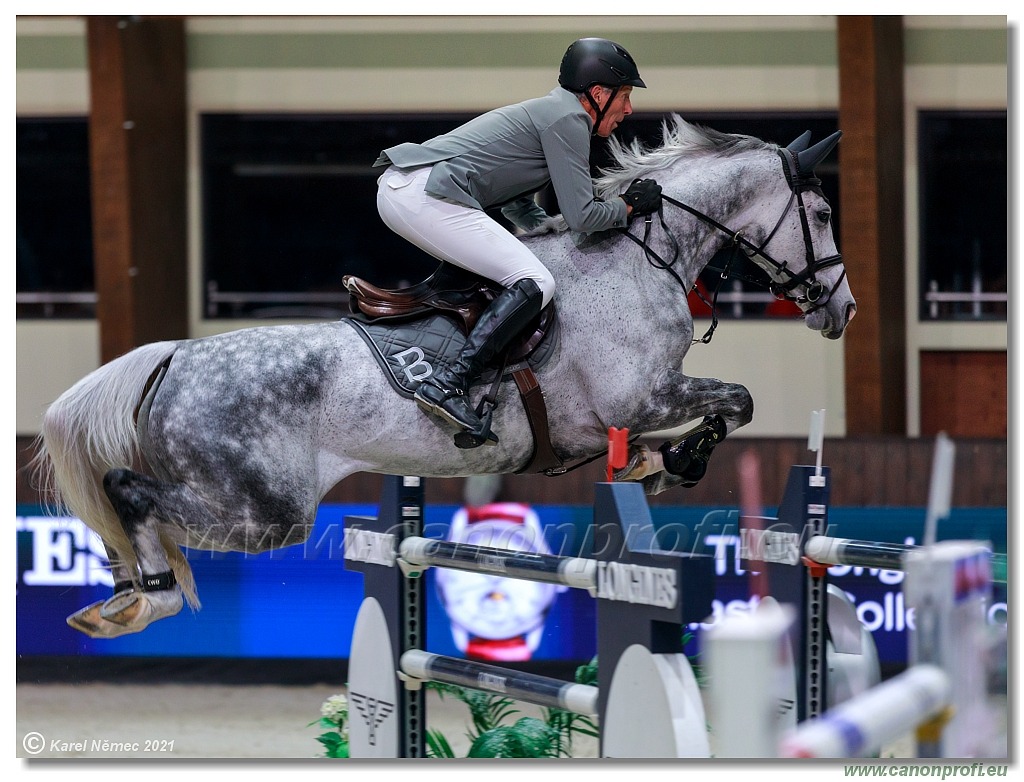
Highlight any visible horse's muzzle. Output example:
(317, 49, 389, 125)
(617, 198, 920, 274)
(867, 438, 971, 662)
(823, 301, 857, 339)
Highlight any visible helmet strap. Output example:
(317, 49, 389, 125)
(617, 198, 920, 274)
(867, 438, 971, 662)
(585, 85, 620, 136)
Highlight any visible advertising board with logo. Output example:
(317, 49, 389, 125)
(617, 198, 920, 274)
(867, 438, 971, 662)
(16, 503, 1006, 671)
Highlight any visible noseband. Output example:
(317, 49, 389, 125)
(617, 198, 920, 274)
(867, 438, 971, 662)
(618, 147, 847, 342)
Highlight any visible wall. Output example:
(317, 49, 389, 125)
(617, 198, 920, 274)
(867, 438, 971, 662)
(900, 17, 1008, 435)
(15, 15, 1008, 437)
(15, 432, 1006, 510)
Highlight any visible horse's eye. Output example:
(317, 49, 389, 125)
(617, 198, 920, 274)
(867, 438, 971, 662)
(816, 209, 831, 225)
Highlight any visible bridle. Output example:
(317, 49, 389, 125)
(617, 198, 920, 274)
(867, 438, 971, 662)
(617, 147, 847, 343)
(766, 148, 846, 303)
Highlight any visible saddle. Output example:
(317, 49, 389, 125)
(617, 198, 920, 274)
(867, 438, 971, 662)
(343, 264, 553, 361)
(344, 263, 489, 331)
(342, 264, 564, 475)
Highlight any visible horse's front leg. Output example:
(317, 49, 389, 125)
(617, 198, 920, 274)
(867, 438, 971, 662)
(616, 369, 753, 494)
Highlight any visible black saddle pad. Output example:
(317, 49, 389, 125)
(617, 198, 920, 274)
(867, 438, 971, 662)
(343, 312, 557, 399)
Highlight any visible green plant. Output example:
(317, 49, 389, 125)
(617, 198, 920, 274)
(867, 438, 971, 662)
(466, 717, 563, 757)
(424, 681, 520, 757)
(422, 660, 599, 758)
(681, 631, 706, 688)
(310, 693, 350, 758)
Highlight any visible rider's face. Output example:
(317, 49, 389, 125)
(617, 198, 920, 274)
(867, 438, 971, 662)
(592, 86, 633, 137)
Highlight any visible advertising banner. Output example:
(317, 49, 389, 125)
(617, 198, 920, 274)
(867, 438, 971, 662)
(16, 503, 1006, 668)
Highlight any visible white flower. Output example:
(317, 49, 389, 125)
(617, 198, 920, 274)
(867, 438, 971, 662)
(320, 694, 348, 720)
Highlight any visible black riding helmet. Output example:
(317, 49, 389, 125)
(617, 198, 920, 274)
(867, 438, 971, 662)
(558, 38, 645, 135)
(558, 37, 646, 92)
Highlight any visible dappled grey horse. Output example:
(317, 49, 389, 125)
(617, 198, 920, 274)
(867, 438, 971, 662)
(35, 117, 855, 638)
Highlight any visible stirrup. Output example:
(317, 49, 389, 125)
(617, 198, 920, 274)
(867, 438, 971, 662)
(453, 404, 499, 449)
(414, 381, 498, 447)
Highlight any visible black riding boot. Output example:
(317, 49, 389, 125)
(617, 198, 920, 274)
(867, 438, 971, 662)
(414, 278, 543, 447)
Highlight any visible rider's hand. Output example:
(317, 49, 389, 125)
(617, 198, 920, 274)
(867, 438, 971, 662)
(620, 178, 662, 218)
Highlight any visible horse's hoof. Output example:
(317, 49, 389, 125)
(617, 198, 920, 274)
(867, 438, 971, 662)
(100, 587, 183, 628)
(614, 445, 657, 481)
(641, 472, 680, 496)
(67, 600, 141, 638)
(99, 590, 145, 626)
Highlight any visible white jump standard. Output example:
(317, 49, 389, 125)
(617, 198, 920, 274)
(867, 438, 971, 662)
(774, 537, 993, 758)
(343, 475, 716, 758)
(717, 432, 996, 758)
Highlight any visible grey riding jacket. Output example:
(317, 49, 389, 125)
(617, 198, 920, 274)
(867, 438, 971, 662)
(373, 86, 628, 234)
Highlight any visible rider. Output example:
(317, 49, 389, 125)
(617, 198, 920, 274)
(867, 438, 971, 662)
(373, 37, 663, 448)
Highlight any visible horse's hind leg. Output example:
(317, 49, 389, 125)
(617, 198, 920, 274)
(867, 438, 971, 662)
(93, 465, 316, 634)
(93, 468, 190, 633)
(66, 557, 152, 639)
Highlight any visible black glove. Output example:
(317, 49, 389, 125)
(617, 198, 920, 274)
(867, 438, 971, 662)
(620, 178, 662, 217)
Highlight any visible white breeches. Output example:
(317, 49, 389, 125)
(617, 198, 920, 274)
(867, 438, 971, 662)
(376, 166, 556, 307)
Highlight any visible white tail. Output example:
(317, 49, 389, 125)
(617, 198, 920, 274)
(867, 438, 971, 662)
(32, 341, 199, 608)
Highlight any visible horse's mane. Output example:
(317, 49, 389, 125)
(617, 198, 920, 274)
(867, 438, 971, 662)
(593, 114, 777, 199)
(520, 115, 778, 238)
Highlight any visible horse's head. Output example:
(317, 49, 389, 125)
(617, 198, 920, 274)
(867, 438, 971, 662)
(595, 118, 857, 340)
(743, 130, 857, 339)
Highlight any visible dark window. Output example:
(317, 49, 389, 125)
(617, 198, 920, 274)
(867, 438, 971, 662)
(918, 111, 1007, 320)
(201, 114, 468, 319)
(15, 112, 842, 322)
(16, 117, 96, 318)
(201, 112, 839, 319)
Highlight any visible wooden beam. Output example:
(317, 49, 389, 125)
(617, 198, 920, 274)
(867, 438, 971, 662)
(87, 16, 188, 363)
(837, 16, 906, 434)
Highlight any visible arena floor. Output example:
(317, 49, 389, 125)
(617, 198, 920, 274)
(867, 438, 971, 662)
(19, 681, 997, 762)
(16, 681, 594, 760)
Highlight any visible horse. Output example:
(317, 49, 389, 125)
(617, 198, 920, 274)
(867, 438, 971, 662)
(33, 116, 856, 638)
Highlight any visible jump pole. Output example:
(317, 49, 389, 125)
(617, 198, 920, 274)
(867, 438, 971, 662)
(400, 649, 600, 716)
(804, 534, 1007, 585)
(398, 537, 596, 589)
(343, 473, 716, 758)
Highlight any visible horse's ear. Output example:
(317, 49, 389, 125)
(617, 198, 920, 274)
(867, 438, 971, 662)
(797, 130, 842, 174)
(785, 130, 813, 152)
